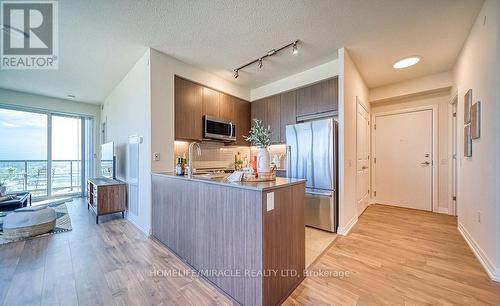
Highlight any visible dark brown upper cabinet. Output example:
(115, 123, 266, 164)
(175, 76, 250, 144)
(266, 95, 281, 144)
(296, 77, 338, 117)
(250, 95, 283, 144)
(280, 90, 296, 142)
(219, 93, 235, 122)
(251, 98, 268, 128)
(202, 87, 220, 117)
(233, 97, 251, 146)
(175, 77, 203, 141)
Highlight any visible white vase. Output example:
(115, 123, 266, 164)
(257, 147, 270, 173)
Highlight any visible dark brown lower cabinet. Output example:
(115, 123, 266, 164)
(152, 174, 305, 306)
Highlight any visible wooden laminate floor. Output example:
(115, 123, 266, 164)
(0, 198, 232, 306)
(2, 200, 499, 306)
(285, 204, 500, 306)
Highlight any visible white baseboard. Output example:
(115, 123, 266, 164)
(337, 215, 358, 236)
(458, 222, 500, 282)
(125, 213, 151, 236)
(438, 207, 449, 214)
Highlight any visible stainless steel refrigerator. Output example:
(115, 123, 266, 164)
(286, 118, 338, 232)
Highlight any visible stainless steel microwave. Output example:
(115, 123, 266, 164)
(203, 115, 236, 142)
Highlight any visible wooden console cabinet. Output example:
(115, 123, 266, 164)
(87, 177, 127, 224)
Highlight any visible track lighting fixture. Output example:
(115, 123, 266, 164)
(233, 39, 299, 78)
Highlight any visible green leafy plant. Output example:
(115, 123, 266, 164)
(244, 119, 271, 148)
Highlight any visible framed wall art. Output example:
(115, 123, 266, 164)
(464, 89, 472, 124)
(464, 124, 472, 157)
(471, 101, 481, 139)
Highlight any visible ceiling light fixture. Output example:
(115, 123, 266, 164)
(292, 42, 298, 55)
(233, 39, 299, 78)
(393, 56, 421, 69)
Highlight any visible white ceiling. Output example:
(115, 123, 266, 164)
(0, 0, 483, 104)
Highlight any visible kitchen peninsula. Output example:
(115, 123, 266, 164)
(151, 173, 306, 306)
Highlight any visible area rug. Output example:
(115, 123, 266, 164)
(0, 201, 72, 245)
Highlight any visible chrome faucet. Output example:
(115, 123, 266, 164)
(187, 142, 201, 178)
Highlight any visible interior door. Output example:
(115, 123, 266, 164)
(356, 100, 370, 215)
(374, 109, 433, 211)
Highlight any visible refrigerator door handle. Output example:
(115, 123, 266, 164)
(286, 145, 292, 178)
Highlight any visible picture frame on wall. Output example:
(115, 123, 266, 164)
(464, 124, 472, 157)
(471, 101, 481, 139)
(464, 89, 472, 123)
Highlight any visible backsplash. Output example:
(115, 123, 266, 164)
(174, 141, 251, 170)
(174, 141, 287, 171)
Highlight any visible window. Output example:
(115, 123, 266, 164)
(0, 106, 94, 199)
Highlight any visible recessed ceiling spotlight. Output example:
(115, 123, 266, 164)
(258, 58, 263, 69)
(393, 56, 421, 69)
(233, 69, 239, 79)
(67, 94, 76, 99)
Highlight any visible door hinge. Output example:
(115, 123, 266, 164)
(368, 121, 370, 126)
(374, 157, 377, 164)
(368, 189, 370, 194)
(368, 155, 370, 160)
(453, 112, 457, 117)
(374, 191, 377, 197)
(374, 124, 376, 130)
(453, 196, 457, 201)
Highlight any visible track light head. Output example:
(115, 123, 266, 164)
(292, 42, 298, 55)
(258, 58, 263, 69)
(233, 69, 239, 79)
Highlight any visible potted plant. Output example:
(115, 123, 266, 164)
(245, 119, 272, 173)
(0, 180, 6, 197)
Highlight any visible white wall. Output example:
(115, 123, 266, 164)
(369, 71, 454, 103)
(337, 48, 369, 234)
(101, 50, 152, 234)
(453, 0, 500, 281)
(0, 88, 101, 174)
(370, 90, 452, 213)
(149, 48, 250, 173)
(250, 57, 340, 101)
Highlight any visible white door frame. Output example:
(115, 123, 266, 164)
(448, 93, 458, 216)
(356, 97, 370, 216)
(372, 105, 439, 213)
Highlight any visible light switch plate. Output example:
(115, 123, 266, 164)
(266, 192, 274, 212)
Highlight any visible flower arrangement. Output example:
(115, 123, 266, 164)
(244, 119, 271, 148)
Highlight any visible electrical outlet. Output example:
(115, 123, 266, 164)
(266, 192, 274, 212)
(153, 152, 160, 161)
(477, 211, 481, 223)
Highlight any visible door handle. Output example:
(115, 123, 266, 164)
(361, 166, 368, 170)
(420, 161, 431, 166)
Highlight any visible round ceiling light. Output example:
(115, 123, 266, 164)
(393, 56, 421, 69)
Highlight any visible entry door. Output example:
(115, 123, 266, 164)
(374, 109, 433, 211)
(356, 100, 370, 215)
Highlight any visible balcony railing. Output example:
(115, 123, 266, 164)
(0, 160, 82, 197)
